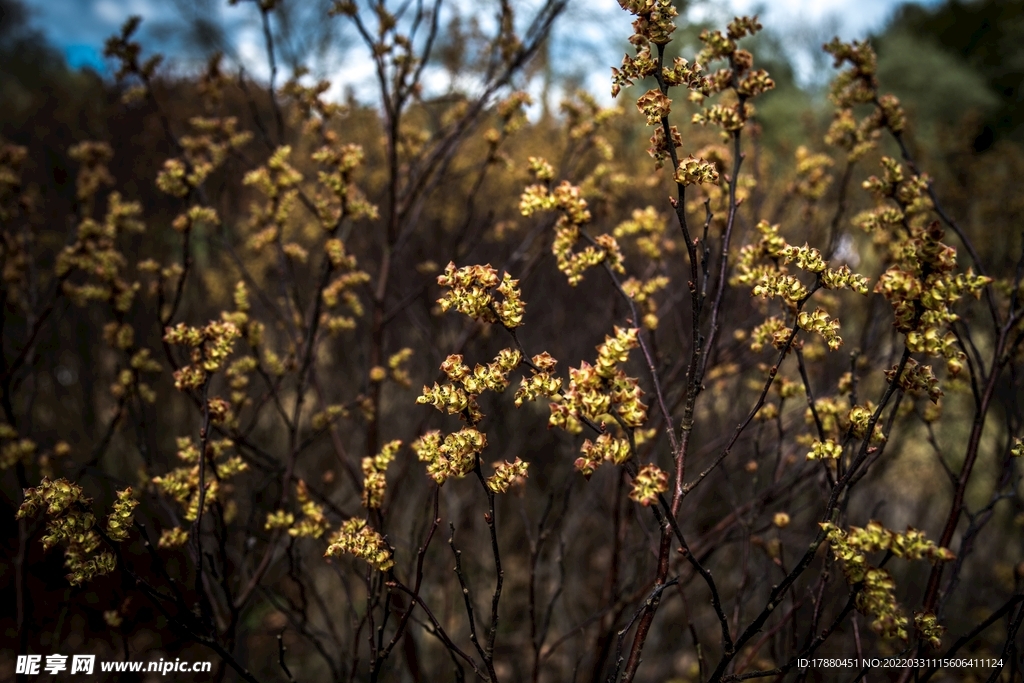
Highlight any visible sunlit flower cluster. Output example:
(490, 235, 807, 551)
(575, 433, 632, 478)
(520, 178, 625, 286)
(822, 521, 953, 642)
(629, 463, 668, 506)
(418, 348, 522, 423)
(164, 320, 241, 391)
(885, 358, 943, 403)
(411, 428, 487, 485)
(486, 458, 530, 494)
(325, 518, 394, 572)
(546, 327, 647, 433)
(514, 352, 564, 407)
(152, 437, 248, 522)
(17, 478, 135, 585)
(436, 263, 525, 327)
(362, 440, 401, 509)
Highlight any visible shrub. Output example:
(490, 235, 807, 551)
(2, 1, 1023, 682)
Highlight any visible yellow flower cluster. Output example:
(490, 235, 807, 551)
(158, 526, 189, 548)
(611, 44, 657, 99)
(575, 433, 632, 478)
(205, 397, 232, 426)
(243, 146, 303, 253)
(17, 478, 135, 585)
(914, 612, 945, 649)
(685, 18, 773, 132)
(661, 57, 705, 91)
(559, 91, 622, 144)
(311, 403, 349, 431)
(155, 159, 188, 198)
(748, 316, 791, 353)
(885, 358, 943, 403)
(67, 141, 115, 206)
(245, 144, 303, 199)
(781, 244, 827, 273)
(106, 487, 139, 542)
(635, 89, 672, 126)
(866, 190, 989, 374)
(164, 320, 241, 391)
(735, 222, 869, 334)
(514, 352, 563, 407)
(496, 92, 534, 136)
(155, 119, 250, 197)
(613, 206, 671, 260)
(485, 458, 530, 493)
(674, 155, 720, 187)
(387, 348, 414, 387)
(225, 354, 259, 407)
(548, 327, 647, 433)
(823, 39, 906, 160)
(859, 568, 907, 641)
(325, 518, 394, 572)
(56, 189, 145, 313)
(789, 146, 835, 201)
(692, 104, 748, 132)
(621, 276, 670, 329)
(520, 181, 625, 286)
(311, 142, 378, 228)
(617, 0, 678, 46)
(596, 326, 639, 377)
(821, 521, 953, 642)
(436, 262, 525, 327)
(322, 268, 371, 333)
(854, 158, 931, 239)
(418, 349, 521, 423)
(281, 67, 346, 137)
(17, 477, 87, 520)
(629, 464, 668, 506)
(796, 307, 843, 351)
(411, 428, 487, 484)
(751, 272, 809, 306)
(797, 396, 886, 450)
(847, 403, 887, 444)
(265, 509, 295, 530)
(417, 382, 469, 416)
(807, 439, 842, 460)
(823, 38, 883, 114)
(820, 265, 871, 294)
(611, 6, 702, 97)
(186, 117, 252, 185)
(805, 396, 848, 437)
(152, 437, 248, 522)
(528, 156, 555, 181)
(824, 108, 881, 163)
(362, 440, 401, 509)
(325, 238, 355, 268)
(290, 480, 329, 538)
(1, 423, 37, 470)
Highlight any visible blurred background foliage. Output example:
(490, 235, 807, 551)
(2, 0, 1023, 680)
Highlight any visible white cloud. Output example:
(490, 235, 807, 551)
(92, 0, 124, 25)
(25, 0, 942, 101)
(93, 0, 159, 27)
(726, 0, 908, 37)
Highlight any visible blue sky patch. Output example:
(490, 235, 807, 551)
(63, 44, 107, 73)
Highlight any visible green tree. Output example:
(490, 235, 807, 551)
(884, 0, 1024, 150)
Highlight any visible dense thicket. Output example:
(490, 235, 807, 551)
(2, 1, 1023, 682)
